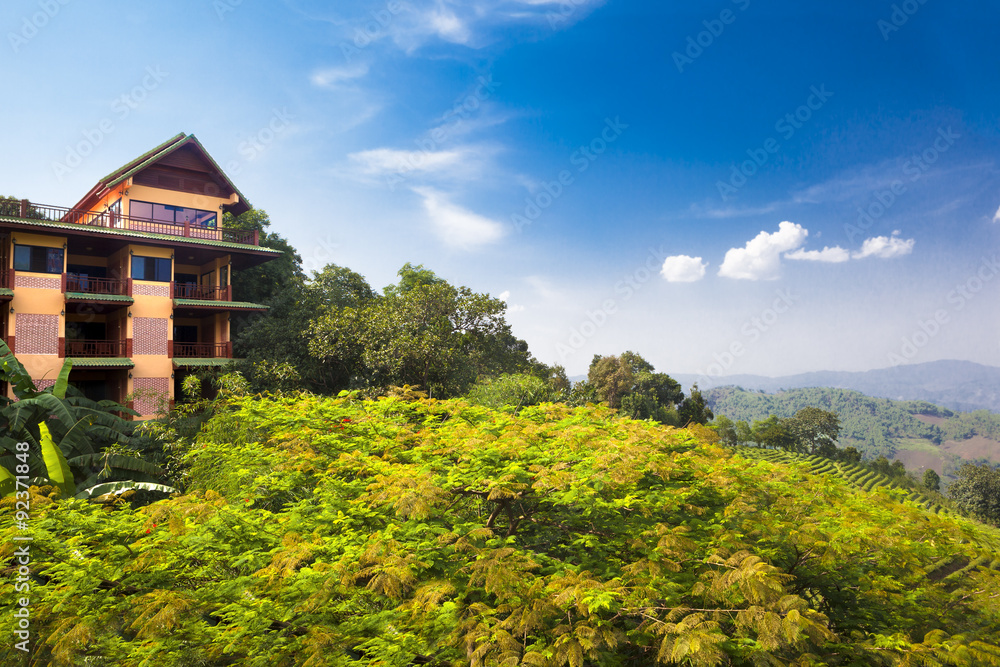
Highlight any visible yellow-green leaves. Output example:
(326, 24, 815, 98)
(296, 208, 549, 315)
(39, 421, 75, 497)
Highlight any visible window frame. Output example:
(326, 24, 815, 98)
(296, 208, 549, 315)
(131, 255, 172, 282)
(13, 244, 64, 274)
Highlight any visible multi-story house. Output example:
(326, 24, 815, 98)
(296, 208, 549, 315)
(0, 133, 281, 417)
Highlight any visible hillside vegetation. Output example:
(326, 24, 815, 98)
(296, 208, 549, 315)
(705, 386, 1000, 473)
(4, 394, 1000, 665)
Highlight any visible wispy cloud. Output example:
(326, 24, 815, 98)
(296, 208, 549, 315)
(718, 221, 809, 280)
(993, 204, 1000, 223)
(413, 187, 505, 249)
(349, 147, 471, 177)
(310, 63, 370, 89)
(785, 246, 850, 263)
(660, 255, 707, 282)
(852, 231, 915, 259)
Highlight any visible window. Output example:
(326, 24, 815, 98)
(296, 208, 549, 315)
(130, 200, 216, 228)
(14, 244, 64, 274)
(131, 256, 172, 282)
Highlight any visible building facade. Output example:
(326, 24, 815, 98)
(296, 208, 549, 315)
(0, 133, 280, 417)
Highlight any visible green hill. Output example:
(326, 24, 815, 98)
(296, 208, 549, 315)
(704, 386, 1000, 477)
(5, 394, 1000, 665)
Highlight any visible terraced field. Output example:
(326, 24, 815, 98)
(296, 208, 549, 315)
(734, 446, 1000, 558)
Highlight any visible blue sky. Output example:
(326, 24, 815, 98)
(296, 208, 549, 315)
(3, 0, 999, 378)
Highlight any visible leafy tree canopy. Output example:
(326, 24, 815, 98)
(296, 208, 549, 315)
(7, 394, 1000, 665)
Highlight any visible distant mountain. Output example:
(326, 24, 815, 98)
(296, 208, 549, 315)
(674, 360, 1000, 413)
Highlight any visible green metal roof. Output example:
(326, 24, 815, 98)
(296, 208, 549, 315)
(0, 215, 283, 254)
(66, 357, 134, 368)
(65, 292, 133, 303)
(0, 288, 12, 297)
(173, 299, 269, 310)
(173, 358, 238, 367)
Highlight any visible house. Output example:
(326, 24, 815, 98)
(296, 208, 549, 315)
(0, 133, 281, 417)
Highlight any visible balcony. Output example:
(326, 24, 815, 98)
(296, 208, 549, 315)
(173, 341, 232, 359)
(0, 199, 259, 246)
(171, 282, 231, 301)
(66, 274, 129, 296)
(64, 339, 128, 358)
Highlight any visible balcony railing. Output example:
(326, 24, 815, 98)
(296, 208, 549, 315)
(65, 339, 128, 357)
(2, 200, 259, 246)
(173, 342, 230, 358)
(172, 282, 231, 301)
(66, 274, 129, 296)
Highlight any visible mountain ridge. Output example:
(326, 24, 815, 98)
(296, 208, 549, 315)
(673, 359, 1000, 413)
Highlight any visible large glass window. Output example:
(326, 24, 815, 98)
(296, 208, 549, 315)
(14, 244, 64, 274)
(131, 256, 172, 282)
(129, 200, 216, 228)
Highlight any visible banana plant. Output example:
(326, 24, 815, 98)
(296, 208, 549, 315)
(0, 340, 177, 499)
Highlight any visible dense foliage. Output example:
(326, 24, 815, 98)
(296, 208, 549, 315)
(5, 394, 1000, 665)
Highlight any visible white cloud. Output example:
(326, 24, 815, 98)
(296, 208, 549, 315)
(310, 63, 369, 88)
(784, 246, 850, 263)
(993, 205, 1000, 223)
(660, 255, 707, 282)
(853, 232, 915, 259)
(718, 221, 809, 280)
(413, 187, 505, 249)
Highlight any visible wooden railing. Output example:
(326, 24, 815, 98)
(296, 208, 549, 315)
(66, 274, 129, 296)
(2, 200, 259, 246)
(173, 342, 231, 358)
(65, 339, 128, 357)
(172, 282, 231, 301)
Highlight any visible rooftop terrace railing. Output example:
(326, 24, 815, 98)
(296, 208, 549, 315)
(0, 199, 259, 246)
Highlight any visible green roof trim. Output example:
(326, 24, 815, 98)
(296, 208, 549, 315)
(0, 215, 283, 254)
(66, 358, 134, 368)
(173, 358, 239, 367)
(172, 299, 269, 310)
(65, 293, 133, 303)
(99, 133, 185, 184)
(0, 288, 12, 297)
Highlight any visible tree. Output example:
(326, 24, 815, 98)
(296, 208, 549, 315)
(785, 406, 840, 455)
(712, 414, 738, 446)
(235, 264, 376, 394)
(223, 208, 304, 310)
(587, 351, 684, 424)
(678, 384, 713, 426)
(923, 468, 941, 492)
(949, 462, 1000, 526)
(751, 415, 795, 450)
(309, 272, 530, 397)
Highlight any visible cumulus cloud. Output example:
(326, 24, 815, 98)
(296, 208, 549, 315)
(852, 232, 915, 259)
(718, 221, 808, 280)
(660, 255, 707, 282)
(413, 187, 505, 249)
(784, 246, 850, 263)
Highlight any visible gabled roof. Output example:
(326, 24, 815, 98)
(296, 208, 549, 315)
(72, 133, 251, 216)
